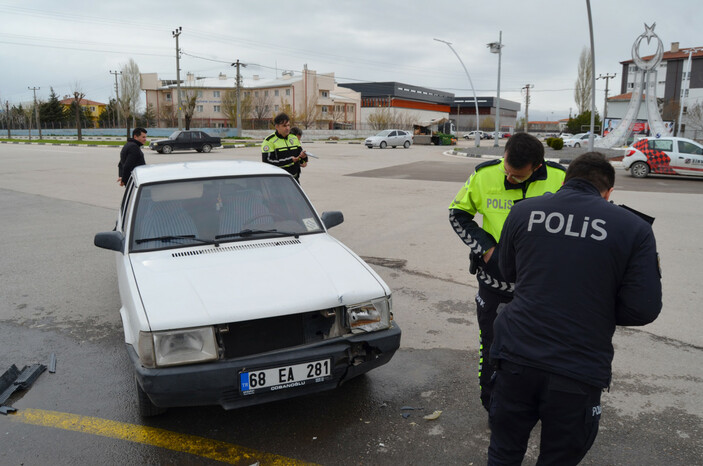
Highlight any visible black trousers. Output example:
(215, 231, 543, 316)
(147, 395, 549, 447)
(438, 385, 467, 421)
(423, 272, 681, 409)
(475, 286, 511, 411)
(487, 361, 602, 466)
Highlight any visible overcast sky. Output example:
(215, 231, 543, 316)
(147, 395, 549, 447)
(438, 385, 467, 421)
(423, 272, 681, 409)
(1, 0, 701, 121)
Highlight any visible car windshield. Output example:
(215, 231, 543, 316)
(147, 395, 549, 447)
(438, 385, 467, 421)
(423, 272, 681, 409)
(375, 130, 392, 137)
(168, 131, 181, 140)
(130, 175, 323, 252)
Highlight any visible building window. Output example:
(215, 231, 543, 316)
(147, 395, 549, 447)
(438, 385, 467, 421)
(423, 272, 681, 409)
(196, 105, 203, 112)
(627, 83, 634, 89)
(254, 91, 259, 96)
(274, 89, 279, 96)
(321, 91, 329, 98)
(286, 89, 291, 96)
(275, 105, 279, 112)
(264, 90, 269, 96)
(197, 91, 203, 98)
(165, 93, 171, 101)
(213, 91, 221, 98)
(214, 105, 221, 112)
(321, 106, 328, 113)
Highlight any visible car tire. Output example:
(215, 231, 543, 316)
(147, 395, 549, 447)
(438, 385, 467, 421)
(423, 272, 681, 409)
(630, 161, 650, 178)
(380, 141, 387, 149)
(162, 145, 173, 154)
(403, 141, 411, 149)
(392, 146, 397, 148)
(136, 377, 166, 417)
(202, 144, 212, 153)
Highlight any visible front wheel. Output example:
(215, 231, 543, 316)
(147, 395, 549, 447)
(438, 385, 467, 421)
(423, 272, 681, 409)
(161, 145, 173, 154)
(380, 141, 387, 149)
(202, 144, 212, 153)
(403, 141, 411, 149)
(630, 161, 650, 178)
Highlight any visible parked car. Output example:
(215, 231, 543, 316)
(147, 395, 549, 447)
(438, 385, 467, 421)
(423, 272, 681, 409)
(463, 131, 486, 140)
(94, 161, 401, 416)
(558, 133, 574, 139)
(562, 133, 601, 148)
(149, 130, 222, 154)
(622, 136, 703, 178)
(365, 129, 413, 149)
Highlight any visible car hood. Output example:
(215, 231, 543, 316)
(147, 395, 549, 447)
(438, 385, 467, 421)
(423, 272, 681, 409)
(129, 234, 389, 331)
(149, 138, 173, 145)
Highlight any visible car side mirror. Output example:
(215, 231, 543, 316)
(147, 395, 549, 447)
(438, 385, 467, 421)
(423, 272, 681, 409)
(321, 211, 344, 229)
(94, 231, 125, 252)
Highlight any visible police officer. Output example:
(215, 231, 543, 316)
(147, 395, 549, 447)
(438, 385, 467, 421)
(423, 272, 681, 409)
(488, 152, 662, 465)
(261, 113, 307, 182)
(448, 132, 565, 411)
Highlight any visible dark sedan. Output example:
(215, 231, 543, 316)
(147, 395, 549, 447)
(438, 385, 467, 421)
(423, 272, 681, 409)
(149, 130, 222, 154)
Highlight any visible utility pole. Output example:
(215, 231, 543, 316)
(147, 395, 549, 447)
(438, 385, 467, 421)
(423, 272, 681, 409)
(173, 26, 183, 130)
(522, 84, 533, 132)
(597, 73, 616, 135)
(677, 47, 703, 137)
(231, 59, 246, 137)
(28, 86, 42, 139)
(109, 70, 122, 128)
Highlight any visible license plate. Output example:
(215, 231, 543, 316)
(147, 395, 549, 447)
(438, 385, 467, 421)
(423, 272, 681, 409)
(240, 359, 331, 395)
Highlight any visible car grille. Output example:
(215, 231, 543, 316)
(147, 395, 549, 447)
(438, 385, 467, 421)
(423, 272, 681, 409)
(217, 307, 346, 359)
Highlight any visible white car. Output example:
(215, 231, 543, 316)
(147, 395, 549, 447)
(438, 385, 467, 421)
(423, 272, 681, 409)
(94, 161, 400, 416)
(365, 129, 413, 149)
(622, 136, 703, 178)
(562, 133, 600, 148)
(463, 131, 486, 140)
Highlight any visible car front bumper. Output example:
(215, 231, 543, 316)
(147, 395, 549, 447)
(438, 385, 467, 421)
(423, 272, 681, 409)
(129, 323, 401, 410)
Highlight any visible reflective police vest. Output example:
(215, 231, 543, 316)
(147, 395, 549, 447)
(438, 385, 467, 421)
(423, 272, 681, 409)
(261, 132, 302, 168)
(449, 159, 566, 241)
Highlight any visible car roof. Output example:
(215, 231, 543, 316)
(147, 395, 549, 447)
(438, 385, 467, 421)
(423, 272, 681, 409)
(132, 160, 288, 185)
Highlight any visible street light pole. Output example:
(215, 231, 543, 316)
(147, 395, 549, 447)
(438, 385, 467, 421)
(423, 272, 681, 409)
(173, 26, 183, 131)
(677, 47, 703, 137)
(28, 86, 41, 140)
(586, 0, 596, 150)
(435, 38, 480, 147)
(488, 32, 503, 147)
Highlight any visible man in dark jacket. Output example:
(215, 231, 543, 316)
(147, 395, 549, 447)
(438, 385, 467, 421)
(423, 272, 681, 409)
(488, 152, 662, 465)
(118, 127, 147, 187)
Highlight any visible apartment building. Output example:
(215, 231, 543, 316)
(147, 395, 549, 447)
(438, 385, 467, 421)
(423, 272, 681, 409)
(141, 69, 361, 129)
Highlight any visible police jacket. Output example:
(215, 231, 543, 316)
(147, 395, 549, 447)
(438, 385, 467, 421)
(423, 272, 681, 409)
(491, 178, 662, 388)
(118, 138, 145, 185)
(261, 132, 302, 169)
(448, 159, 565, 294)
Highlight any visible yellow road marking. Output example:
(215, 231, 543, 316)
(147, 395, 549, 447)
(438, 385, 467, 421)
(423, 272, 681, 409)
(11, 408, 318, 465)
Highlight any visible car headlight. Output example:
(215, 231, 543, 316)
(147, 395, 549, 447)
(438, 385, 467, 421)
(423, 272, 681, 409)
(138, 327, 218, 368)
(346, 297, 392, 334)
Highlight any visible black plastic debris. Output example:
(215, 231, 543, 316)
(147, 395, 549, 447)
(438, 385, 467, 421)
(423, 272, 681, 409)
(0, 363, 47, 414)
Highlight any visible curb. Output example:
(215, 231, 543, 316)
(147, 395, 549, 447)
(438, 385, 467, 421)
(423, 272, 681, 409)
(445, 150, 624, 168)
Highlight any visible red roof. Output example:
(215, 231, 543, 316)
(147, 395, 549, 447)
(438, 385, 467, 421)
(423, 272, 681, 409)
(608, 92, 645, 101)
(59, 98, 106, 106)
(621, 47, 703, 64)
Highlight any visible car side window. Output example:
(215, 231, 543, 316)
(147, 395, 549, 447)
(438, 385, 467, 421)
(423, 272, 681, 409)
(652, 139, 673, 151)
(678, 141, 703, 155)
(388, 131, 397, 137)
(178, 132, 190, 141)
(193, 132, 202, 140)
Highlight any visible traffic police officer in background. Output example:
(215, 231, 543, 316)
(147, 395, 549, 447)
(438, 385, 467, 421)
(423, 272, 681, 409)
(261, 112, 307, 182)
(449, 132, 566, 411)
(488, 152, 662, 465)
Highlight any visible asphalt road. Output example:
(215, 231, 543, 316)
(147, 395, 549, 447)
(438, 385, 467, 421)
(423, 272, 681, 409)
(1, 140, 701, 465)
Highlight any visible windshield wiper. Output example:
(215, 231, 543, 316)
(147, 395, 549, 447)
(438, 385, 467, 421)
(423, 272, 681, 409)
(215, 228, 300, 240)
(135, 235, 220, 246)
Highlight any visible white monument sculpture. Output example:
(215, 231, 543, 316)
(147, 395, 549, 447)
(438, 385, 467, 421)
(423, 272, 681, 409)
(596, 23, 669, 148)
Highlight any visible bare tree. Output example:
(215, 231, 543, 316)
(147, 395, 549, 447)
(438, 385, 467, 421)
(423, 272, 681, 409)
(685, 100, 703, 140)
(250, 91, 273, 129)
(574, 47, 593, 115)
(297, 95, 320, 129)
(222, 90, 253, 128)
(71, 86, 86, 141)
(367, 108, 392, 130)
(181, 88, 198, 130)
(119, 58, 141, 137)
(158, 104, 177, 128)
